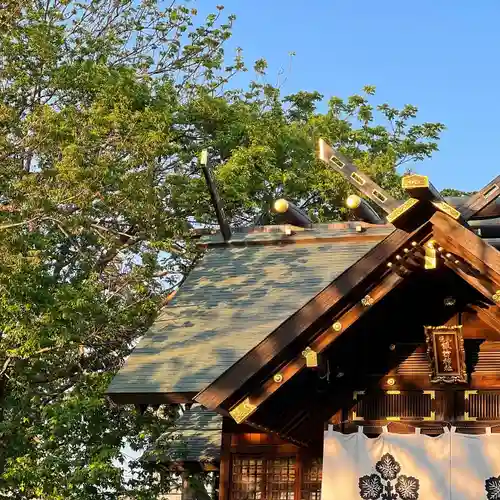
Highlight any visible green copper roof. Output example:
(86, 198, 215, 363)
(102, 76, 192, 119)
(107, 224, 393, 398)
(144, 406, 222, 464)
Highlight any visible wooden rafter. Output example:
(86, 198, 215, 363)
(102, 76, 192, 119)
(402, 174, 464, 224)
(437, 253, 498, 306)
(226, 271, 405, 424)
(431, 211, 500, 290)
(195, 224, 433, 411)
(450, 197, 500, 219)
(459, 175, 500, 220)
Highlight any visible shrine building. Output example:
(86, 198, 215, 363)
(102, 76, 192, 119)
(107, 140, 500, 500)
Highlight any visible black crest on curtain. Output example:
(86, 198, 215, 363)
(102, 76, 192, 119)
(358, 453, 420, 500)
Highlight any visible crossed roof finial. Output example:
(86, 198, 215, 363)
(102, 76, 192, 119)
(317, 138, 500, 229)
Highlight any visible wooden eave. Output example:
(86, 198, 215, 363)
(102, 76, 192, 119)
(107, 391, 196, 405)
(431, 211, 500, 291)
(225, 270, 407, 426)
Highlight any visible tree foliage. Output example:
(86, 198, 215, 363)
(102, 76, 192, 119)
(0, 0, 446, 498)
(182, 84, 445, 225)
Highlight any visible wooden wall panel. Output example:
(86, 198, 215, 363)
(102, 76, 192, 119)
(349, 390, 439, 422)
(461, 390, 500, 421)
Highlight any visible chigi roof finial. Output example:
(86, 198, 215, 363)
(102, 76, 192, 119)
(199, 149, 231, 243)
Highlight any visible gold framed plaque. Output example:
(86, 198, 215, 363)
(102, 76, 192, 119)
(424, 325, 467, 384)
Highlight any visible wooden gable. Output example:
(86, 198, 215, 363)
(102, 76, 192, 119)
(193, 141, 500, 443)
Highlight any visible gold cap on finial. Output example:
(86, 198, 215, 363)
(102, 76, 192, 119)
(274, 199, 289, 213)
(346, 194, 362, 209)
(200, 149, 208, 166)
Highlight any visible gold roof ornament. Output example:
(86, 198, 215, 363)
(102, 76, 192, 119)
(346, 194, 362, 209)
(273, 198, 289, 213)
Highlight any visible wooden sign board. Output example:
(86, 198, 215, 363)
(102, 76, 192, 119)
(424, 325, 467, 384)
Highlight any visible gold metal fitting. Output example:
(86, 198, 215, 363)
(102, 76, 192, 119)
(444, 297, 456, 306)
(274, 199, 289, 213)
(302, 346, 318, 368)
(346, 194, 361, 209)
(361, 295, 374, 307)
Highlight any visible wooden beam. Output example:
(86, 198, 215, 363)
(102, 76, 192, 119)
(226, 271, 405, 424)
(195, 223, 433, 411)
(200, 150, 231, 242)
(200, 228, 390, 249)
(469, 218, 500, 238)
(318, 139, 400, 214)
(431, 211, 500, 289)
(402, 174, 443, 201)
(402, 174, 464, 224)
(273, 199, 312, 228)
(461, 311, 500, 339)
(438, 254, 498, 306)
(218, 427, 231, 500)
(446, 196, 500, 219)
(459, 175, 500, 220)
(472, 304, 500, 333)
(345, 194, 384, 224)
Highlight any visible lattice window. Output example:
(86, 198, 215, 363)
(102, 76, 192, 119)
(231, 457, 265, 500)
(301, 458, 322, 500)
(231, 456, 295, 500)
(267, 458, 295, 500)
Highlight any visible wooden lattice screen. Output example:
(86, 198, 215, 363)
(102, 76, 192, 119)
(301, 458, 322, 500)
(350, 390, 437, 422)
(230, 456, 296, 500)
(464, 391, 500, 420)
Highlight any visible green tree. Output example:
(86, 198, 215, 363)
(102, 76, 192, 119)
(0, 1, 237, 498)
(176, 83, 445, 225)
(0, 1, 446, 498)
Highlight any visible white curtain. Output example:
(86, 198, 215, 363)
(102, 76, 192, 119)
(321, 426, 500, 500)
(451, 430, 500, 500)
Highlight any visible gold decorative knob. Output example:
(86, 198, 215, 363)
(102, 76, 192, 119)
(346, 194, 361, 209)
(274, 199, 289, 213)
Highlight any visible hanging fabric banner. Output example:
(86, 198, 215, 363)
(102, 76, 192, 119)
(451, 428, 500, 500)
(321, 426, 451, 500)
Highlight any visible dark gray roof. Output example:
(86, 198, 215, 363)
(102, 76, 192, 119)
(107, 224, 393, 397)
(144, 406, 222, 463)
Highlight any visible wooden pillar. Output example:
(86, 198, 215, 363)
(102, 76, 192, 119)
(218, 428, 232, 500)
(295, 449, 303, 500)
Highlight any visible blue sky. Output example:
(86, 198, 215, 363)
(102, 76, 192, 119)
(200, 0, 499, 192)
